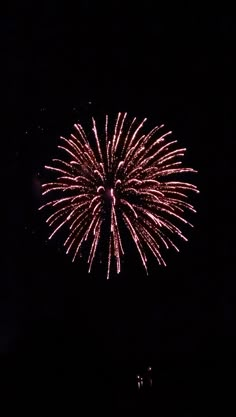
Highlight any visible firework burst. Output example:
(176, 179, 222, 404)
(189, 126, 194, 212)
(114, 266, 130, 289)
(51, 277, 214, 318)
(39, 113, 199, 278)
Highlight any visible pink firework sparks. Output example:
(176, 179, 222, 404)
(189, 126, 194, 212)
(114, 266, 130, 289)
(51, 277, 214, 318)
(39, 113, 199, 278)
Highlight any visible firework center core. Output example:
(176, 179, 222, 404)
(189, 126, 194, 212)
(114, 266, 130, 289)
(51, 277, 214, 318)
(104, 187, 116, 205)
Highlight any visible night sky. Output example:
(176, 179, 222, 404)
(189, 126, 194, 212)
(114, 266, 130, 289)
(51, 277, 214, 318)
(3, 3, 232, 416)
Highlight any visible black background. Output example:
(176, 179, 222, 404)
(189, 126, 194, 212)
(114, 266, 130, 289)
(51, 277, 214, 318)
(2, 3, 233, 416)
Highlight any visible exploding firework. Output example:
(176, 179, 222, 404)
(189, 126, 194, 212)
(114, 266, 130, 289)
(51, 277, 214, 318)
(39, 113, 199, 278)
